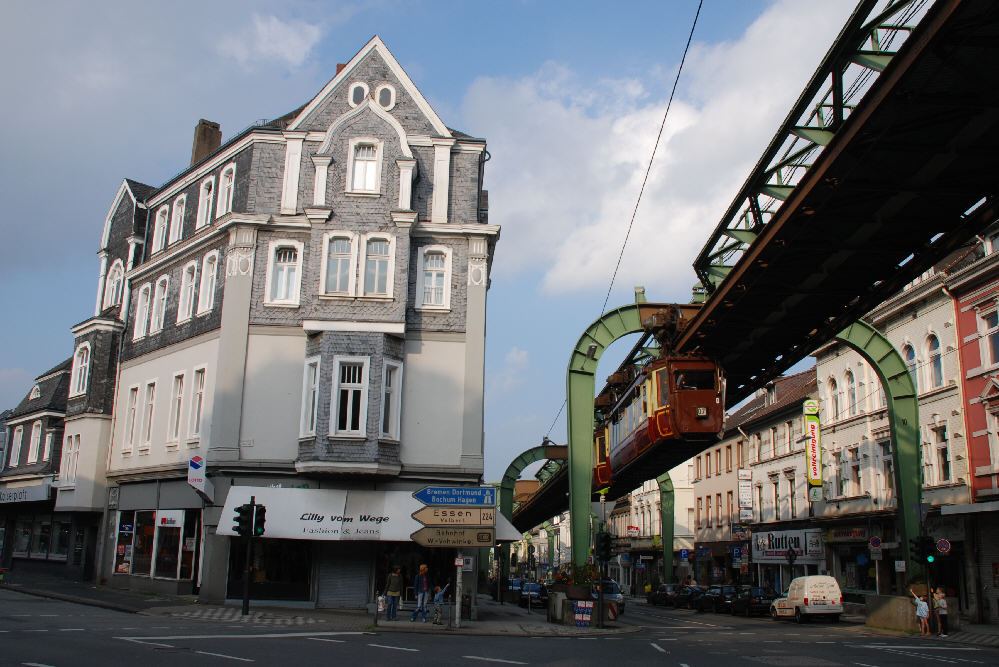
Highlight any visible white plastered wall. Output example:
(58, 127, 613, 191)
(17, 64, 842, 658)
(401, 337, 465, 467)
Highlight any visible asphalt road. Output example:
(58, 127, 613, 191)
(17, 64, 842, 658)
(3, 589, 996, 666)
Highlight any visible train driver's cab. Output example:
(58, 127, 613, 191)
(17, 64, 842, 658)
(652, 357, 724, 440)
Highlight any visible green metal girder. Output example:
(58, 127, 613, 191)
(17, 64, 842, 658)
(724, 229, 759, 244)
(853, 51, 894, 72)
(759, 184, 795, 201)
(567, 302, 648, 565)
(657, 471, 675, 584)
(790, 127, 834, 146)
(543, 520, 556, 570)
(499, 444, 552, 523)
(834, 320, 922, 577)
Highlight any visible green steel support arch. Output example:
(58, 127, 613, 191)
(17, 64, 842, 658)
(499, 444, 551, 523)
(542, 520, 556, 571)
(657, 471, 675, 584)
(567, 300, 650, 565)
(834, 320, 922, 576)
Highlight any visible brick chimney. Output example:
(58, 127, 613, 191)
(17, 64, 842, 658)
(191, 119, 222, 167)
(336, 63, 347, 74)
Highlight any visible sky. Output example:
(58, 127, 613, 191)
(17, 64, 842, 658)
(0, 0, 853, 481)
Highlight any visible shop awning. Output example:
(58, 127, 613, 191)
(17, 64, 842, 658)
(218, 486, 520, 542)
(941, 500, 999, 515)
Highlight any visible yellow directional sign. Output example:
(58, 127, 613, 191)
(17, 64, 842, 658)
(410, 527, 495, 548)
(411, 506, 495, 527)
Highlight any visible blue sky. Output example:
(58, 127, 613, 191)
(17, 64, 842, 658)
(0, 0, 851, 480)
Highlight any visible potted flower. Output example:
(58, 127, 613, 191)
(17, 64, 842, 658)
(550, 563, 598, 600)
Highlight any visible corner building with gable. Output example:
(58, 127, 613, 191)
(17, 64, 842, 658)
(88, 37, 498, 607)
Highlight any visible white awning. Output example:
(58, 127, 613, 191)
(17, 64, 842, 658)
(941, 500, 999, 515)
(218, 486, 519, 542)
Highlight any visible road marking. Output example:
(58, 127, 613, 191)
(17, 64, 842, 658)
(195, 650, 254, 662)
(650, 643, 667, 653)
(22, 663, 56, 667)
(59, 629, 85, 632)
(307, 638, 346, 643)
(852, 663, 880, 667)
(368, 643, 418, 652)
(113, 631, 366, 641)
(462, 657, 527, 665)
(656, 638, 678, 641)
(854, 645, 981, 651)
(120, 639, 175, 648)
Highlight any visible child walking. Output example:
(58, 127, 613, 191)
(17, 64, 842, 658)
(432, 583, 450, 625)
(910, 589, 930, 636)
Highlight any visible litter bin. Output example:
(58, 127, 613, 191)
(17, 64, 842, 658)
(461, 594, 472, 620)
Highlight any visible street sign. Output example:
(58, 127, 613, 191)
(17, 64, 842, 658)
(411, 506, 495, 526)
(679, 548, 690, 560)
(870, 548, 883, 561)
(895, 560, 906, 573)
(936, 538, 951, 554)
(410, 526, 495, 547)
(870, 536, 882, 549)
(413, 486, 496, 506)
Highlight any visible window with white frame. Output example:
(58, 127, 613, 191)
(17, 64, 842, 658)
(363, 236, 393, 297)
(755, 485, 763, 522)
(189, 368, 205, 440)
(103, 259, 125, 309)
(848, 448, 861, 495)
(879, 440, 894, 495)
(348, 82, 369, 107)
(348, 139, 382, 194)
(300, 357, 320, 437)
(772, 478, 780, 521)
(380, 360, 403, 439)
(124, 386, 139, 452)
(42, 432, 53, 461)
(321, 233, 357, 296)
(785, 420, 794, 453)
(266, 241, 303, 305)
(59, 434, 80, 485)
(705, 496, 711, 527)
(70, 343, 91, 396)
(27, 421, 41, 464)
(150, 276, 169, 333)
(332, 356, 368, 436)
(133, 283, 151, 339)
(152, 206, 169, 252)
(216, 163, 236, 217)
(9, 425, 22, 467)
(177, 262, 198, 323)
(141, 381, 156, 448)
(980, 307, 999, 367)
(168, 374, 185, 443)
(169, 194, 186, 244)
(375, 84, 396, 110)
(845, 370, 856, 418)
(196, 176, 214, 228)
(29, 385, 40, 399)
(787, 475, 796, 518)
(927, 335, 943, 388)
(197, 251, 218, 314)
(416, 246, 451, 309)
(933, 424, 950, 484)
(832, 451, 843, 496)
(828, 378, 840, 420)
(696, 497, 702, 528)
(903, 344, 919, 393)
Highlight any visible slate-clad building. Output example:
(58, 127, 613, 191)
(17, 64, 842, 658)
(71, 36, 499, 606)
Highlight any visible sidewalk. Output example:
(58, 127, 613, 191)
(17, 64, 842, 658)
(1, 574, 638, 638)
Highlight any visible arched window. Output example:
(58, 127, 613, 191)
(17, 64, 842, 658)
(177, 261, 198, 323)
(70, 343, 91, 396)
(103, 260, 124, 309)
(196, 176, 214, 228)
(216, 163, 236, 217)
(150, 276, 169, 333)
(197, 251, 219, 314)
(133, 283, 151, 339)
(364, 236, 392, 296)
(927, 335, 943, 388)
(265, 241, 303, 305)
(169, 194, 186, 244)
(828, 378, 840, 421)
(417, 246, 451, 309)
(152, 205, 169, 252)
(845, 371, 856, 418)
(903, 345, 919, 393)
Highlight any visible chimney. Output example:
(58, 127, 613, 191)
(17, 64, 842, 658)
(191, 119, 222, 167)
(336, 63, 347, 74)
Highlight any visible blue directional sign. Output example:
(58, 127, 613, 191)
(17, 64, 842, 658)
(413, 486, 496, 506)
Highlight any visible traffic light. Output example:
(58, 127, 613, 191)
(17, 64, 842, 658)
(595, 531, 612, 562)
(921, 535, 936, 564)
(233, 503, 252, 537)
(511, 551, 519, 568)
(253, 504, 266, 536)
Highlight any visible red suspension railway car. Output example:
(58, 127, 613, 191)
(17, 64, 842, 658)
(593, 354, 724, 489)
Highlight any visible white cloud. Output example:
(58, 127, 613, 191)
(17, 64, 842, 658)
(487, 346, 530, 399)
(463, 0, 854, 301)
(218, 14, 323, 69)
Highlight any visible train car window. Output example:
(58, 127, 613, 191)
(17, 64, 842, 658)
(656, 370, 669, 407)
(674, 370, 714, 390)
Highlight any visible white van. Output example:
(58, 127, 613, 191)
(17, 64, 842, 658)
(770, 575, 843, 623)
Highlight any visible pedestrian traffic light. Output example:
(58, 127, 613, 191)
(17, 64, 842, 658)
(253, 504, 266, 537)
(921, 535, 936, 564)
(233, 503, 252, 537)
(595, 531, 612, 562)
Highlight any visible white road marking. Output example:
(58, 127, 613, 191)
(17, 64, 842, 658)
(852, 663, 880, 667)
(656, 638, 678, 641)
(195, 650, 254, 662)
(855, 645, 981, 651)
(462, 657, 527, 665)
(650, 643, 667, 653)
(39, 614, 58, 617)
(22, 663, 56, 667)
(368, 643, 418, 652)
(307, 638, 345, 643)
(59, 629, 85, 632)
(120, 638, 175, 648)
(113, 631, 366, 641)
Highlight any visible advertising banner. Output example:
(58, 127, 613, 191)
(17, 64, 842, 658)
(752, 529, 824, 564)
(803, 399, 822, 490)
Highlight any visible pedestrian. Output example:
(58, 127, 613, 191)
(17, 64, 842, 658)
(411, 563, 431, 622)
(432, 582, 450, 625)
(910, 588, 930, 636)
(384, 565, 403, 621)
(933, 587, 948, 637)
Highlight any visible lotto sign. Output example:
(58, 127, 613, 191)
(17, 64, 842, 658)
(804, 411, 822, 488)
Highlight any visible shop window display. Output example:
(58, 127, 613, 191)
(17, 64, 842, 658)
(113, 509, 200, 580)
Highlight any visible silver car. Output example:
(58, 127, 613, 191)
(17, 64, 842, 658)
(591, 579, 626, 614)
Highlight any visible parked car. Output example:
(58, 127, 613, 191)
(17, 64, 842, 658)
(647, 583, 679, 606)
(507, 578, 523, 592)
(519, 582, 548, 608)
(771, 575, 843, 623)
(696, 584, 740, 613)
(591, 579, 626, 614)
(730, 586, 779, 617)
(673, 585, 705, 609)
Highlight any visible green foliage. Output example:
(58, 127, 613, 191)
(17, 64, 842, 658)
(552, 562, 599, 586)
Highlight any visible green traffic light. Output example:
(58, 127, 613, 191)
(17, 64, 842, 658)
(926, 555, 935, 563)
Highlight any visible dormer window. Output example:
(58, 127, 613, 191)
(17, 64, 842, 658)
(70, 342, 91, 396)
(103, 259, 124, 309)
(348, 82, 369, 107)
(29, 385, 40, 400)
(152, 206, 169, 252)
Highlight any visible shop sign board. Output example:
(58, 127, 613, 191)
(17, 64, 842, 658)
(411, 527, 495, 547)
(738, 479, 753, 509)
(0, 482, 51, 504)
(187, 455, 215, 503)
(412, 486, 495, 506)
(804, 401, 822, 489)
(411, 506, 495, 527)
(752, 529, 824, 563)
(739, 508, 754, 521)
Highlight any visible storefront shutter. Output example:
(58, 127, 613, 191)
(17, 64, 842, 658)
(316, 541, 373, 608)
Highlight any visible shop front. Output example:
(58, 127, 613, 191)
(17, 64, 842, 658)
(751, 528, 825, 593)
(0, 480, 64, 574)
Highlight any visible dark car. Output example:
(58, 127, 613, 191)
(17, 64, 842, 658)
(696, 584, 740, 613)
(673, 585, 705, 609)
(519, 582, 548, 608)
(730, 586, 780, 617)
(647, 583, 679, 606)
